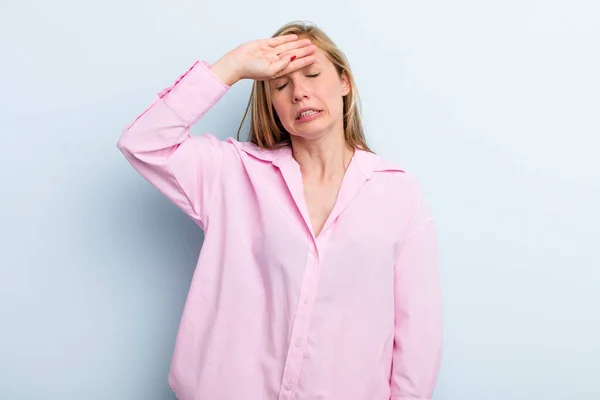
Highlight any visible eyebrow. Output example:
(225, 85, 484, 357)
(285, 61, 319, 77)
(269, 62, 320, 86)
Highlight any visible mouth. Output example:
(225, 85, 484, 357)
(295, 109, 323, 121)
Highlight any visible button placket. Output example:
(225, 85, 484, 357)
(277, 246, 321, 400)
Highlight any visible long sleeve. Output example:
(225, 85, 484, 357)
(116, 60, 230, 229)
(390, 178, 442, 400)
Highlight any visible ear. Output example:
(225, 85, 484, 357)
(340, 73, 351, 96)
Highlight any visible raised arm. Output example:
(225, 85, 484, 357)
(116, 60, 232, 229)
(116, 34, 317, 229)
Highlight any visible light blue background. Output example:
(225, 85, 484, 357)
(1, 0, 599, 399)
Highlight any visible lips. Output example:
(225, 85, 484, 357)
(295, 108, 322, 120)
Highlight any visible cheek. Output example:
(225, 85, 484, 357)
(271, 101, 290, 121)
(319, 83, 343, 105)
(324, 90, 345, 114)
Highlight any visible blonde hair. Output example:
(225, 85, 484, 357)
(236, 21, 372, 152)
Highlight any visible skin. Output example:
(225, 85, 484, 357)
(268, 46, 355, 236)
(211, 34, 355, 236)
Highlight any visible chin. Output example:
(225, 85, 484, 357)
(289, 129, 330, 142)
(290, 120, 341, 141)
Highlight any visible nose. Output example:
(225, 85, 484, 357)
(292, 79, 309, 103)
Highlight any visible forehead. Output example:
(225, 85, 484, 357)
(309, 47, 331, 66)
(272, 48, 330, 80)
(267, 49, 337, 91)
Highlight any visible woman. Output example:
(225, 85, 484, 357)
(117, 21, 442, 400)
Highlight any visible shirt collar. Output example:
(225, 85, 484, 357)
(235, 139, 405, 178)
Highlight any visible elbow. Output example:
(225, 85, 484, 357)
(116, 130, 137, 158)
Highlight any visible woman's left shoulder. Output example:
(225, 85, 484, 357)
(357, 150, 428, 196)
(356, 150, 414, 180)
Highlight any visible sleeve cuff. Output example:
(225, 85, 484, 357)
(157, 60, 231, 126)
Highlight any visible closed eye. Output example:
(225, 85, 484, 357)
(276, 73, 321, 91)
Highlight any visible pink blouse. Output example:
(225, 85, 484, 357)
(117, 60, 442, 400)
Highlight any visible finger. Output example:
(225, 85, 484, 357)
(267, 34, 298, 47)
(272, 38, 313, 55)
(269, 56, 294, 79)
(277, 43, 317, 63)
(272, 55, 317, 79)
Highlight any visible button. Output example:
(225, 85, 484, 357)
(303, 297, 309, 304)
(295, 338, 302, 347)
(285, 383, 292, 390)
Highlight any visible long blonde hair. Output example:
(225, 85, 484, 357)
(236, 21, 372, 152)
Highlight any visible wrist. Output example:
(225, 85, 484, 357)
(210, 55, 240, 86)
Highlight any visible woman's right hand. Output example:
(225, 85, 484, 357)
(210, 34, 317, 86)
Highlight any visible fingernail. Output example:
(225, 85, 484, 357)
(290, 55, 297, 61)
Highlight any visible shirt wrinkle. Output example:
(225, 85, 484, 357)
(117, 60, 442, 400)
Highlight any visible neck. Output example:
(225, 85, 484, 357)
(290, 133, 355, 182)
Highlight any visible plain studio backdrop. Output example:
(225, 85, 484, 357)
(1, 0, 599, 399)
